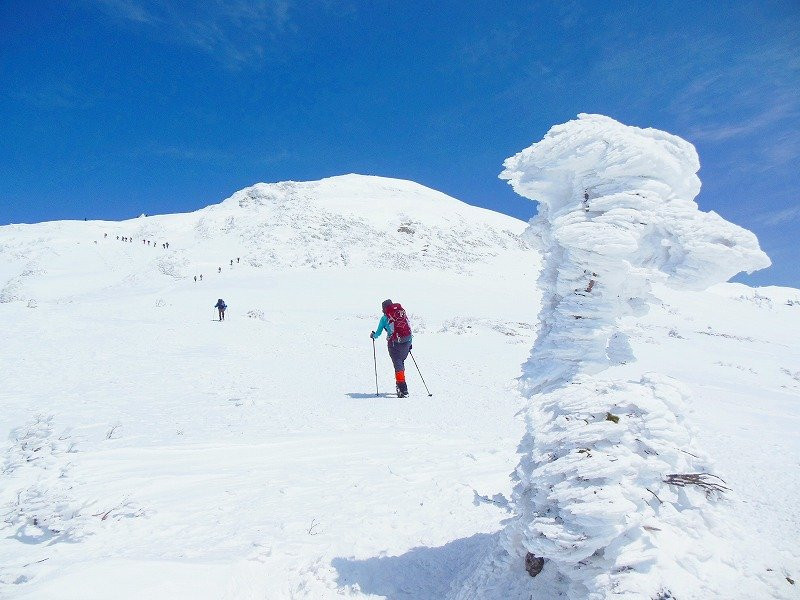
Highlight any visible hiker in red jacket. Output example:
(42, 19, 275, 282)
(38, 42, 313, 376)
(371, 299, 413, 397)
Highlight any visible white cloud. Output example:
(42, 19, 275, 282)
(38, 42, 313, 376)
(756, 205, 800, 226)
(92, 0, 156, 24)
(688, 99, 797, 142)
(10, 80, 100, 110)
(148, 145, 232, 163)
(86, 0, 297, 68)
(670, 26, 800, 145)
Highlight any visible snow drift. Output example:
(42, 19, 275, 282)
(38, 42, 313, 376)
(452, 114, 774, 599)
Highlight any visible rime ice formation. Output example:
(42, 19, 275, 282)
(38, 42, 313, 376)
(451, 115, 772, 599)
(505, 114, 770, 394)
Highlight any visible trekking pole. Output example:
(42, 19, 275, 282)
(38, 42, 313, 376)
(372, 336, 379, 397)
(409, 351, 433, 397)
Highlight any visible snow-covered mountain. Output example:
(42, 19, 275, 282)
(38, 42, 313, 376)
(1, 171, 798, 599)
(0, 174, 527, 305)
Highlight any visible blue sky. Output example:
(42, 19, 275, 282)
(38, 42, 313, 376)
(1, 1, 798, 287)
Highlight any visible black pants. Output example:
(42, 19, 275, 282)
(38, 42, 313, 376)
(387, 339, 411, 372)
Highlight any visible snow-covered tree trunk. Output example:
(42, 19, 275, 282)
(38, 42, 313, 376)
(452, 114, 770, 599)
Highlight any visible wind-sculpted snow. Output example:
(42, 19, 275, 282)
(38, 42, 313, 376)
(1, 416, 147, 588)
(503, 114, 769, 393)
(452, 115, 773, 599)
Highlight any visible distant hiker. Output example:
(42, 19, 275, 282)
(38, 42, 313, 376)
(215, 298, 227, 321)
(585, 272, 597, 293)
(116, 235, 119, 240)
(218, 267, 221, 273)
(199, 274, 203, 281)
(143, 239, 146, 244)
(576, 270, 598, 295)
(194, 276, 197, 282)
(104, 233, 107, 238)
(166, 242, 169, 249)
(230, 259, 233, 266)
(371, 299, 413, 397)
(147, 240, 151, 246)
(236, 257, 239, 263)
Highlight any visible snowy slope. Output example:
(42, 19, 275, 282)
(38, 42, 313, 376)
(1, 172, 798, 599)
(0, 175, 540, 598)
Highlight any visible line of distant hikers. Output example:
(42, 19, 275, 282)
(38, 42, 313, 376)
(101, 232, 246, 285)
(194, 258, 241, 282)
(106, 232, 171, 249)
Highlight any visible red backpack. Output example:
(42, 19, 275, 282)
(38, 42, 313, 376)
(385, 303, 412, 342)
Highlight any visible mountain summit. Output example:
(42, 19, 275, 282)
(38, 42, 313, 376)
(0, 174, 530, 304)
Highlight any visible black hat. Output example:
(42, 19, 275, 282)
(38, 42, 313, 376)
(381, 299, 393, 312)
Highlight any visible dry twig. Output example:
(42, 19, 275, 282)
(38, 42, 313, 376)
(663, 472, 730, 495)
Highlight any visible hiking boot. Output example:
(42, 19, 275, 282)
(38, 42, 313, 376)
(396, 381, 409, 398)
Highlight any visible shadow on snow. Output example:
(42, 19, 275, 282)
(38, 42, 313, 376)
(331, 532, 495, 599)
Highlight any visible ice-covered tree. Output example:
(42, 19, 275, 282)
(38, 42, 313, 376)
(452, 115, 771, 599)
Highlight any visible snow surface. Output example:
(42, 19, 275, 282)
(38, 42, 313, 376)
(1, 170, 798, 599)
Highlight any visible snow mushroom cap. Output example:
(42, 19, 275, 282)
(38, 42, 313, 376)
(499, 113, 770, 289)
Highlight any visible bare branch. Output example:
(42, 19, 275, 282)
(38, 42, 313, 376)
(663, 473, 730, 495)
(307, 518, 320, 536)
